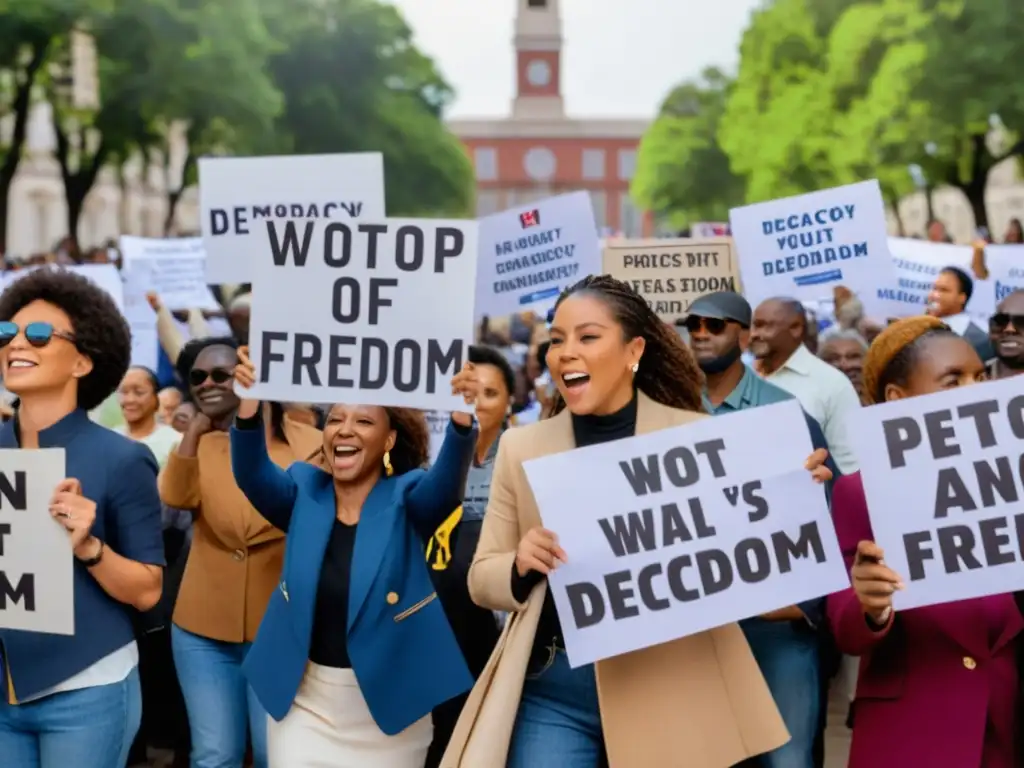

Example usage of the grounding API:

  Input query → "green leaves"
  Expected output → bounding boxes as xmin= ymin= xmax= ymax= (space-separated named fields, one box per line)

xmin=641 ymin=0 xmax=1024 ymax=231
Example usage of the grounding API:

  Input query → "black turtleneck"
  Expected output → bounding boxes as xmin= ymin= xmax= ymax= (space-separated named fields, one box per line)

xmin=511 ymin=393 xmax=638 ymax=658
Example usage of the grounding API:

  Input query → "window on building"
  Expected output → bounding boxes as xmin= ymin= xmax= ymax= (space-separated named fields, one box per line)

xmin=590 ymin=191 xmax=607 ymax=231
xmin=474 ymin=147 xmax=498 ymax=181
xmin=617 ymin=149 xmax=637 ymax=181
xmin=528 ymin=0 xmax=547 ymax=7
xmin=581 ymin=149 xmax=606 ymax=181
xmin=619 ymin=194 xmax=641 ymax=238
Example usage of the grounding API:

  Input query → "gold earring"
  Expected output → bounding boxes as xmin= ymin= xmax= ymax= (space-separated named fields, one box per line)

xmin=383 ymin=450 xmax=393 ymax=477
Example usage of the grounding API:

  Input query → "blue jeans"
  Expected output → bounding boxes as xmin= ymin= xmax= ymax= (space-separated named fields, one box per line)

xmin=741 ymin=619 xmax=820 ymax=768
xmin=171 ymin=625 xmax=268 ymax=768
xmin=0 ymin=667 xmax=141 ymax=768
xmin=507 ymin=645 xmax=604 ymax=767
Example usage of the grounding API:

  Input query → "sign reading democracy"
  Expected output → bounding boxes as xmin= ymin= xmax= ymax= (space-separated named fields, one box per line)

xmin=0 ymin=449 xmax=73 ymax=635
xmin=199 ymin=153 xmax=386 ymax=284
xmin=602 ymin=238 xmax=740 ymax=323
xmin=851 ymin=377 xmax=1024 ymax=610
xmin=475 ymin=191 xmax=601 ymax=319
xmin=243 ymin=218 xmax=479 ymax=411
xmin=523 ymin=401 xmax=846 ymax=667
xmin=730 ymin=180 xmax=896 ymax=319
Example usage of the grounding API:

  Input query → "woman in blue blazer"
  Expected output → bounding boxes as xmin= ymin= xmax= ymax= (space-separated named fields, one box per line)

xmin=230 ymin=349 xmax=479 ymax=767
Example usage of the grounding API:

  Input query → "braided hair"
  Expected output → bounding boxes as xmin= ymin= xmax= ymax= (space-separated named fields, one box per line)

xmin=548 ymin=275 xmax=705 ymax=415
xmin=862 ymin=315 xmax=959 ymax=404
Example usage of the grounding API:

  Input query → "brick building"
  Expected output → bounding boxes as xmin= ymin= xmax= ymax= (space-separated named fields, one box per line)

xmin=447 ymin=0 xmax=654 ymax=236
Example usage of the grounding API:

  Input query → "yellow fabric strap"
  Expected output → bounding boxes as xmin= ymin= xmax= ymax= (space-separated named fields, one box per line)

xmin=426 ymin=506 xmax=463 ymax=571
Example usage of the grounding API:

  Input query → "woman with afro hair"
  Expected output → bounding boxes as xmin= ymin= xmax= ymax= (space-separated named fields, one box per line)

xmin=827 ymin=315 xmax=1023 ymax=768
xmin=0 ymin=268 xmax=165 ymax=767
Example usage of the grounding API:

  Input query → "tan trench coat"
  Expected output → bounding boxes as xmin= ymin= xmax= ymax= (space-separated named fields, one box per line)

xmin=441 ymin=392 xmax=789 ymax=767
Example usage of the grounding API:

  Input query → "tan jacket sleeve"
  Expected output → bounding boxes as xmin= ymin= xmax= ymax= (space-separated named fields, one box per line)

xmin=156 ymin=305 xmax=185 ymax=364
xmin=468 ymin=436 xmax=529 ymax=613
xmin=159 ymin=449 xmax=201 ymax=510
xmin=187 ymin=308 xmax=212 ymax=339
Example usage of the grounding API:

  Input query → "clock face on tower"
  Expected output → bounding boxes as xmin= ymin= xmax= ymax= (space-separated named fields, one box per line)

xmin=526 ymin=59 xmax=551 ymax=87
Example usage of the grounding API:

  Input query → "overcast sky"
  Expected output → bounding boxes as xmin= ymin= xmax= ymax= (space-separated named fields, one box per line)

xmin=386 ymin=0 xmax=761 ymax=118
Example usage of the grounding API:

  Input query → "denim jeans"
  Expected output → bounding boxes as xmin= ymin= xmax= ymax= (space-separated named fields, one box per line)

xmin=0 ymin=666 xmax=141 ymax=768
xmin=741 ymin=618 xmax=820 ymax=768
xmin=507 ymin=646 xmax=605 ymax=768
xmin=171 ymin=625 xmax=268 ymax=768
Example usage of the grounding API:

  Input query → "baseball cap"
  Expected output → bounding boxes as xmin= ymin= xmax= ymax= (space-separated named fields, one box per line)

xmin=680 ymin=291 xmax=752 ymax=329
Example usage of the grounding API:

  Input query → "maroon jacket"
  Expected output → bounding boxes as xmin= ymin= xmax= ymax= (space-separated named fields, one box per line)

xmin=827 ymin=473 xmax=1022 ymax=768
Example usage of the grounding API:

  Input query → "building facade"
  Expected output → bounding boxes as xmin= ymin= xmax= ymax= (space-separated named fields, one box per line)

xmin=448 ymin=0 xmax=654 ymax=236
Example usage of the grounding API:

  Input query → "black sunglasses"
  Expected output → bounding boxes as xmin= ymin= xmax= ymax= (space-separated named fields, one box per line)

xmin=0 ymin=321 xmax=76 ymax=348
xmin=990 ymin=313 xmax=1024 ymax=333
xmin=682 ymin=315 xmax=728 ymax=335
xmin=189 ymin=367 xmax=234 ymax=388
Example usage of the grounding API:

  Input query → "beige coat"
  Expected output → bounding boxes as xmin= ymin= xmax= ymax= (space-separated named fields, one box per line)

xmin=442 ymin=392 xmax=789 ymax=768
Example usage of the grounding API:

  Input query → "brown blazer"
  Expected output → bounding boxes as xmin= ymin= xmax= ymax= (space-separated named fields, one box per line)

xmin=442 ymin=392 xmax=789 ymax=768
xmin=159 ymin=416 xmax=322 ymax=643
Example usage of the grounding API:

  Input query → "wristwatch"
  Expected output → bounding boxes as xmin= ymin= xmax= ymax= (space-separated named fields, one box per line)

xmin=77 ymin=539 xmax=105 ymax=568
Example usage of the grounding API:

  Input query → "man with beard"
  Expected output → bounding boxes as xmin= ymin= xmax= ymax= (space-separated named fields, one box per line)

xmin=987 ymin=290 xmax=1024 ymax=379
xmin=683 ymin=290 xmax=838 ymax=768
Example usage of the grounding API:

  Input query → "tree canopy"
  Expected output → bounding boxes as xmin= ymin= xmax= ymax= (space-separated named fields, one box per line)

xmin=639 ymin=0 xmax=1024 ymax=232
xmin=0 ymin=0 xmax=473 ymax=253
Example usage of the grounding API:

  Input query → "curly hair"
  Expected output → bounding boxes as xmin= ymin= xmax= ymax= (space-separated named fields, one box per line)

xmin=862 ymin=315 xmax=956 ymax=404
xmin=0 ymin=268 xmax=130 ymax=411
xmin=549 ymin=274 xmax=706 ymax=415
xmin=309 ymin=406 xmax=430 ymax=474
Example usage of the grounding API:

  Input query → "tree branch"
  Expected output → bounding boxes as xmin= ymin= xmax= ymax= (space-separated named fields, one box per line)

xmin=0 ymin=40 xmax=50 ymax=185
xmin=994 ymin=139 xmax=1024 ymax=166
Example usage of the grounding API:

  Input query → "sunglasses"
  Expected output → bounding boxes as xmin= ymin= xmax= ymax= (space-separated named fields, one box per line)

xmin=189 ymin=367 xmax=234 ymax=388
xmin=0 ymin=321 xmax=76 ymax=348
xmin=990 ymin=313 xmax=1024 ymax=333
xmin=682 ymin=315 xmax=728 ymax=335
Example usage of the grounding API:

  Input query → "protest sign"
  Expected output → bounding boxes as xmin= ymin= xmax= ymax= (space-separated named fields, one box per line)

xmin=475 ymin=191 xmax=601 ymax=320
xmin=730 ymin=180 xmax=896 ymax=319
xmin=243 ymin=218 xmax=479 ymax=411
xmin=199 ymin=153 xmax=386 ymax=285
xmin=120 ymin=236 xmax=220 ymax=312
xmin=884 ymin=238 xmax=993 ymax=324
xmin=425 ymin=410 xmax=449 ymax=465
xmin=0 ymin=449 xmax=72 ymax=635
xmin=523 ymin=400 xmax=846 ymax=667
xmin=602 ymin=238 xmax=740 ymax=323
xmin=850 ymin=377 xmax=1024 ymax=610
xmin=978 ymin=244 xmax=1024 ymax=309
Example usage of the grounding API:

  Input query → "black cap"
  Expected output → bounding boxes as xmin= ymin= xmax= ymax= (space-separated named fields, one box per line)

xmin=682 ymin=291 xmax=752 ymax=328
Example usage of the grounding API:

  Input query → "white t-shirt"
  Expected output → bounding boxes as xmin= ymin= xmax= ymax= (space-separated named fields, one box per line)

xmin=115 ymin=423 xmax=180 ymax=467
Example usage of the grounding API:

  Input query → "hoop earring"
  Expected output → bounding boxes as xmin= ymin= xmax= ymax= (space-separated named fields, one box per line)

xmin=630 ymin=363 xmax=639 ymax=374
xmin=383 ymin=450 xmax=394 ymax=477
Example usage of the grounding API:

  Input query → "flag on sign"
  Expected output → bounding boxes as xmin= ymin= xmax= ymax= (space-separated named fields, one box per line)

xmin=519 ymin=209 xmax=541 ymax=228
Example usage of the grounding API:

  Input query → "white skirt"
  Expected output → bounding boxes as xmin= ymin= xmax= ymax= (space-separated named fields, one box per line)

xmin=268 ymin=663 xmax=433 ymax=768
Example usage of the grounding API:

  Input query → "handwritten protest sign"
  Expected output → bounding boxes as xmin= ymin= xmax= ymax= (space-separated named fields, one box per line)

xmin=243 ymin=218 xmax=478 ymax=411
xmin=199 ymin=153 xmax=386 ymax=284
xmin=602 ymin=238 xmax=740 ymax=322
xmin=850 ymin=377 xmax=1024 ymax=610
xmin=523 ymin=401 xmax=845 ymax=667
xmin=475 ymin=191 xmax=600 ymax=320
xmin=0 ymin=450 xmax=72 ymax=635
xmin=730 ymin=180 xmax=896 ymax=319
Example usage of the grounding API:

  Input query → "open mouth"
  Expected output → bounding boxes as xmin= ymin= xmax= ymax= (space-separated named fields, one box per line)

xmin=332 ymin=445 xmax=362 ymax=470
xmin=198 ymin=391 xmax=226 ymax=404
xmin=562 ymin=372 xmax=590 ymax=391
xmin=6 ymin=359 xmax=37 ymax=373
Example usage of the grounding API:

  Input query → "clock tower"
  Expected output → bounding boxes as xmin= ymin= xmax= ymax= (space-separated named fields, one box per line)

xmin=512 ymin=0 xmax=564 ymax=120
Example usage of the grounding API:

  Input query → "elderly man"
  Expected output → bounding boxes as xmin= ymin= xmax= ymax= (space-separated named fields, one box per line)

xmin=818 ymin=331 xmax=868 ymax=404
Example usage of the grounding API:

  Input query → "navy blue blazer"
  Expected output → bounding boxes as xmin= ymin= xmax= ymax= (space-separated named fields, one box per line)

xmin=232 ymin=418 xmax=477 ymax=735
